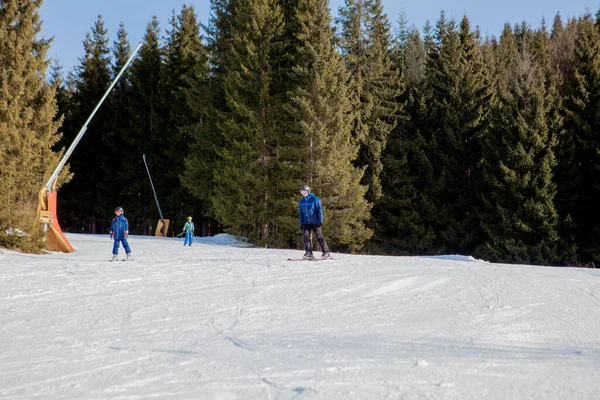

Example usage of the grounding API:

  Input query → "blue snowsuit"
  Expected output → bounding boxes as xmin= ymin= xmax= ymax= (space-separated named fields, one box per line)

xmin=183 ymin=221 xmax=195 ymax=246
xmin=110 ymin=214 xmax=131 ymax=255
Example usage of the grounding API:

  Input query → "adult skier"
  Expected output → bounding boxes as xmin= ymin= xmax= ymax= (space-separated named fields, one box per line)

xmin=298 ymin=185 xmax=331 ymax=259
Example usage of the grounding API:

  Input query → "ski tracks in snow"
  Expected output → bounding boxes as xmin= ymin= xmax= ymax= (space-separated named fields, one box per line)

xmin=3 ymin=235 xmax=600 ymax=398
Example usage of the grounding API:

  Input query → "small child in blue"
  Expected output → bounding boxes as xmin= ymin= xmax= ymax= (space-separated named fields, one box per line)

xmin=110 ymin=206 xmax=132 ymax=261
xmin=182 ymin=216 xmax=195 ymax=246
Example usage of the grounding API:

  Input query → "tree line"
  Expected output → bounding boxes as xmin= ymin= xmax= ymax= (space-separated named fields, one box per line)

xmin=2 ymin=0 xmax=600 ymax=266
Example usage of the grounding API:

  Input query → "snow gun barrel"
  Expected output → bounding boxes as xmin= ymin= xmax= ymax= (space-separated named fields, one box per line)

xmin=45 ymin=42 xmax=143 ymax=191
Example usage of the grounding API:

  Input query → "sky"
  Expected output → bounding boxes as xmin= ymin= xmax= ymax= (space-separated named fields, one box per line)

xmin=2 ymin=233 xmax=600 ymax=398
xmin=39 ymin=0 xmax=597 ymax=74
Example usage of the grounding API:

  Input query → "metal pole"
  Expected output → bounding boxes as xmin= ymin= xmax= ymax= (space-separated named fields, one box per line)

xmin=143 ymin=154 xmax=165 ymax=226
xmin=45 ymin=42 xmax=143 ymax=190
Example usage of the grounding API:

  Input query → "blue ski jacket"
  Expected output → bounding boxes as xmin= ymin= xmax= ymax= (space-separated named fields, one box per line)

xmin=298 ymin=193 xmax=324 ymax=226
xmin=111 ymin=214 xmax=129 ymax=240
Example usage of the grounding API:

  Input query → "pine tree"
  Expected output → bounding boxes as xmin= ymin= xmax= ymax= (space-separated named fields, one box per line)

xmin=337 ymin=0 xmax=401 ymax=203
xmin=374 ymin=26 xmax=434 ymax=254
xmin=182 ymin=0 xmax=226 ymax=236
xmin=57 ymin=15 xmax=112 ymax=233
xmin=477 ymin=26 xmax=560 ymax=264
xmin=285 ymin=0 xmax=372 ymax=251
xmin=424 ymin=15 xmax=494 ymax=253
xmin=125 ymin=17 xmax=164 ymax=235
xmin=208 ymin=0 xmax=287 ymax=245
xmin=48 ymin=61 xmax=73 ymax=124
xmin=49 ymin=61 xmax=75 ymax=167
xmin=550 ymin=14 xmax=578 ymax=95
xmin=158 ymin=5 xmax=208 ymax=230
xmin=423 ymin=20 xmax=435 ymax=55
xmin=534 ymin=22 xmax=568 ymax=262
xmin=374 ymin=14 xmax=495 ymax=256
xmin=401 ymin=27 xmax=427 ymax=87
xmin=100 ymin=23 xmax=132 ymax=225
xmin=558 ymin=15 xmax=600 ymax=264
xmin=0 ymin=0 xmax=65 ymax=243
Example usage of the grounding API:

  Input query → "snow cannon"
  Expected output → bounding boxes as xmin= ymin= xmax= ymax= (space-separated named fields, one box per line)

xmin=37 ymin=42 xmax=143 ymax=252
xmin=37 ymin=185 xmax=74 ymax=252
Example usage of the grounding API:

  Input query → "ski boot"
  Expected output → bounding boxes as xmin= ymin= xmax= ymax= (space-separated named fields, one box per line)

xmin=322 ymin=252 xmax=331 ymax=259
xmin=303 ymin=251 xmax=315 ymax=260
xmin=126 ymin=253 xmax=133 ymax=261
xmin=111 ymin=254 xmax=118 ymax=262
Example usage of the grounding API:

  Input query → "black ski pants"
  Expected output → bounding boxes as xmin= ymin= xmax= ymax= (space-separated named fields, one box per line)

xmin=302 ymin=224 xmax=329 ymax=254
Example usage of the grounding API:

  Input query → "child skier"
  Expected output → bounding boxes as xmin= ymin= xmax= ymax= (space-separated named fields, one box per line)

xmin=182 ymin=216 xmax=195 ymax=246
xmin=110 ymin=206 xmax=132 ymax=261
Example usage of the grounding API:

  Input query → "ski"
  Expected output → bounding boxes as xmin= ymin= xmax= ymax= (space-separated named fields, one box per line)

xmin=287 ymin=258 xmax=335 ymax=262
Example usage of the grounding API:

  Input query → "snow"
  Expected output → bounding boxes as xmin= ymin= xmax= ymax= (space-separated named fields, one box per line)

xmin=1 ymin=233 xmax=600 ymax=399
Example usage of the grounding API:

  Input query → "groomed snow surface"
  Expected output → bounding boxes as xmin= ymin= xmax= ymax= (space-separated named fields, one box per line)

xmin=1 ymin=233 xmax=600 ymax=399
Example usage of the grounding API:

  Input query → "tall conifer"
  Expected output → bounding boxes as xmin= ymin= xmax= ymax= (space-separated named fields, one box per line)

xmin=477 ymin=26 xmax=560 ymax=264
xmin=182 ymin=0 xmax=229 ymax=236
xmin=374 ymin=27 xmax=433 ymax=254
xmin=0 ymin=0 xmax=64 ymax=237
xmin=424 ymin=15 xmax=493 ymax=253
xmin=47 ymin=15 xmax=112 ymax=233
xmin=100 ymin=23 xmax=132 ymax=222
xmin=159 ymin=5 xmax=208 ymax=229
xmin=337 ymin=0 xmax=401 ymax=203
xmin=558 ymin=15 xmax=600 ymax=263
xmin=125 ymin=18 xmax=164 ymax=234
xmin=208 ymin=0 xmax=286 ymax=245
xmin=286 ymin=0 xmax=372 ymax=250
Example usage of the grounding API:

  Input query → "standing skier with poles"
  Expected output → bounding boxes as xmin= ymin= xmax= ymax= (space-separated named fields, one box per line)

xmin=182 ymin=216 xmax=195 ymax=247
xmin=110 ymin=206 xmax=132 ymax=261
xmin=298 ymin=185 xmax=331 ymax=259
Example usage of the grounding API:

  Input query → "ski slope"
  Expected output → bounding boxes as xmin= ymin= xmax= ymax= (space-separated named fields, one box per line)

xmin=1 ymin=233 xmax=600 ymax=399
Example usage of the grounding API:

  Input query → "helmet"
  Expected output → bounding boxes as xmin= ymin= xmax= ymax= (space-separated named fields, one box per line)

xmin=115 ymin=206 xmax=124 ymax=213
xmin=187 ymin=216 xmax=192 ymax=221
xmin=300 ymin=185 xmax=311 ymax=193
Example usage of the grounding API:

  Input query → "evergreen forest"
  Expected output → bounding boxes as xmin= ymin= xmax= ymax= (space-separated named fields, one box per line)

xmin=3 ymin=0 xmax=600 ymax=266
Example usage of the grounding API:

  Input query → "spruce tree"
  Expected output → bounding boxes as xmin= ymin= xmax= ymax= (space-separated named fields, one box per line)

xmin=49 ymin=61 xmax=75 ymax=165
xmin=424 ymin=15 xmax=494 ymax=253
xmin=534 ymin=22 xmax=568 ymax=261
xmin=285 ymin=0 xmax=372 ymax=251
xmin=57 ymin=15 xmax=112 ymax=233
xmin=376 ymin=15 xmax=495 ymax=256
xmin=125 ymin=18 xmax=164 ymax=235
xmin=400 ymin=27 xmax=427 ymax=87
xmin=208 ymin=0 xmax=287 ymax=245
xmin=159 ymin=5 xmax=208 ymax=231
xmin=0 ymin=0 xmax=65 ymax=242
xmin=558 ymin=15 xmax=600 ymax=264
xmin=477 ymin=26 xmax=560 ymax=265
xmin=100 ymin=23 xmax=132 ymax=225
xmin=337 ymin=0 xmax=401 ymax=203
xmin=48 ymin=61 xmax=72 ymax=124
xmin=551 ymin=15 xmax=577 ymax=94
xmin=374 ymin=27 xmax=434 ymax=254
xmin=182 ymin=0 xmax=235 ymax=237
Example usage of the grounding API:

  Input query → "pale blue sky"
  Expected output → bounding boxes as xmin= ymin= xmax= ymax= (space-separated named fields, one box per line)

xmin=40 ymin=0 xmax=597 ymax=74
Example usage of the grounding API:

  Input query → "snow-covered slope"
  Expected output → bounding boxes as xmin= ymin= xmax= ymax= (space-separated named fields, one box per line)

xmin=1 ymin=233 xmax=600 ymax=399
